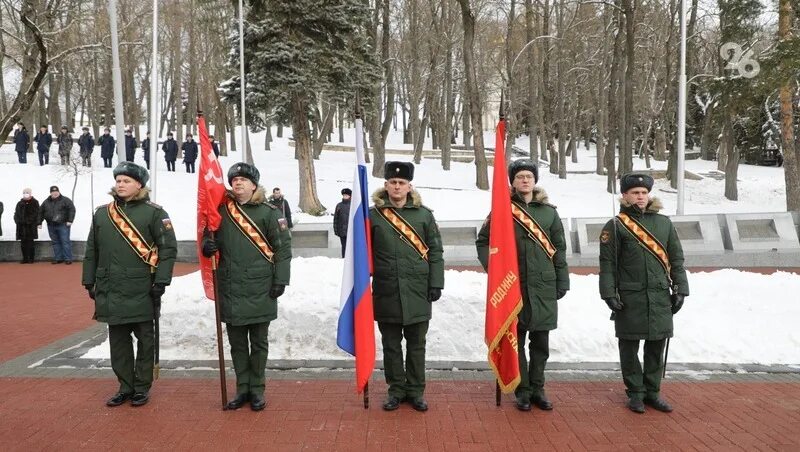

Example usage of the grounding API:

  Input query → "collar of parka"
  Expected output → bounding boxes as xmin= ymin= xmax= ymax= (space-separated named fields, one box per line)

xmin=109 ymin=186 xmax=150 ymax=203
xmin=511 ymin=186 xmax=551 ymax=206
xmin=619 ymin=196 xmax=663 ymax=216
xmin=226 ymin=186 xmax=267 ymax=205
xmin=371 ymin=187 xmax=422 ymax=208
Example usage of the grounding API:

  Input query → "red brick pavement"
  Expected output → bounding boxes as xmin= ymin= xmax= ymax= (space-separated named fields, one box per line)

xmin=0 ymin=378 xmax=798 ymax=451
xmin=0 ymin=262 xmax=198 ymax=362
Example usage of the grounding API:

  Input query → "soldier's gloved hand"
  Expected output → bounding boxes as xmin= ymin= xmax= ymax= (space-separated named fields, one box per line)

xmin=557 ymin=289 xmax=567 ymax=300
xmin=84 ymin=284 xmax=96 ymax=300
xmin=269 ymin=284 xmax=285 ymax=299
xmin=671 ymin=294 xmax=685 ymax=314
xmin=428 ymin=288 xmax=442 ymax=302
xmin=150 ymin=283 xmax=166 ymax=301
xmin=604 ymin=297 xmax=624 ymax=312
xmin=202 ymin=239 xmax=219 ymax=257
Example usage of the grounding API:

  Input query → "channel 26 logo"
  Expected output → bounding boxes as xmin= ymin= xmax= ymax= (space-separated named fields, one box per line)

xmin=720 ymin=43 xmax=760 ymax=79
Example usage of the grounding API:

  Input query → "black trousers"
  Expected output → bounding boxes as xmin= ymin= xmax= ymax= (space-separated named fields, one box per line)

xmin=166 ymin=160 xmax=175 ymax=171
xmin=339 ymin=236 xmax=347 ymax=258
xmin=20 ymin=239 xmax=35 ymax=262
xmin=103 ymin=156 xmax=113 ymax=167
xmin=185 ymin=161 xmax=195 ymax=173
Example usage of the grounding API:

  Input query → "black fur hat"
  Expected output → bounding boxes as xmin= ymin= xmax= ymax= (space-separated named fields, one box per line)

xmin=508 ymin=159 xmax=539 ymax=183
xmin=227 ymin=162 xmax=260 ymax=186
xmin=384 ymin=161 xmax=414 ymax=181
xmin=620 ymin=173 xmax=654 ymax=193
xmin=113 ymin=161 xmax=149 ymax=187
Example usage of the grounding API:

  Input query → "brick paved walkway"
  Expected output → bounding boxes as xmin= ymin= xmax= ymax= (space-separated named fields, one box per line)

xmin=0 ymin=378 xmax=798 ymax=450
xmin=1 ymin=263 xmax=799 ymax=451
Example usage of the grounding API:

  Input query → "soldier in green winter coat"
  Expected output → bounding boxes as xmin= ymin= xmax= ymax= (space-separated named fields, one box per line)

xmin=82 ymin=162 xmax=177 ymax=407
xmin=476 ymin=159 xmax=570 ymax=411
xmin=370 ymin=161 xmax=444 ymax=412
xmin=599 ymin=173 xmax=689 ymax=414
xmin=201 ymin=163 xmax=292 ymax=411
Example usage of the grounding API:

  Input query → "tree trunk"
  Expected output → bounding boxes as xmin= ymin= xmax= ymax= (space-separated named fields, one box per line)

xmin=292 ymin=93 xmax=325 ymax=214
xmin=538 ymin=0 xmax=551 ymax=163
xmin=461 ymin=88 xmax=471 ymax=147
xmin=458 ymin=0 xmax=489 ymax=189
xmin=620 ymin=0 xmax=636 ymax=176
xmin=505 ymin=0 xmax=517 ymax=147
xmin=605 ymin=4 xmax=624 ymax=193
xmin=525 ymin=0 xmax=539 ymax=163
xmin=722 ymin=112 xmax=738 ymax=200
xmin=700 ymin=102 xmax=716 ymax=161
xmin=778 ymin=0 xmax=799 ymax=210
xmin=441 ymin=0 xmax=454 ymax=171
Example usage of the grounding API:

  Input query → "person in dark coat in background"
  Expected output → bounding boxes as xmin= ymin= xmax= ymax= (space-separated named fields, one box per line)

xmin=34 ymin=125 xmax=52 ymax=166
xmin=39 ymin=185 xmax=77 ymax=264
xmin=267 ymin=188 xmax=293 ymax=229
xmin=124 ymin=130 xmax=138 ymax=162
xmin=13 ymin=123 xmax=30 ymax=164
xmin=181 ymin=133 xmax=198 ymax=173
xmin=210 ymin=135 xmax=220 ymax=158
xmin=99 ymin=128 xmax=116 ymax=168
xmin=0 ymin=201 xmax=4 ymax=236
xmin=162 ymin=132 xmax=178 ymax=172
xmin=333 ymin=188 xmax=352 ymax=258
xmin=57 ymin=126 xmax=73 ymax=165
xmin=78 ymin=127 xmax=95 ymax=167
xmin=141 ymin=132 xmax=151 ymax=170
xmin=14 ymin=188 xmax=40 ymax=263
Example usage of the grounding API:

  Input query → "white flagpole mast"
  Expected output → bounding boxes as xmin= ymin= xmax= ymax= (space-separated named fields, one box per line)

xmin=676 ymin=0 xmax=687 ymax=214
xmin=109 ymin=0 xmax=126 ymax=163
xmin=149 ymin=0 xmax=159 ymax=201
xmin=238 ymin=0 xmax=250 ymax=163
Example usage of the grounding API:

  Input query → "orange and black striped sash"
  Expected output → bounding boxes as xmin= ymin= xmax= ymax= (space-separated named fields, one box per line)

xmin=225 ymin=199 xmax=274 ymax=262
xmin=107 ymin=202 xmax=159 ymax=268
xmin=510 ymin=202 xmax=556 ymax=260
xmin=377 ymin=207 xmax=429 ymax=261
xmin=616 ymin=212 xmax=671 ymax=281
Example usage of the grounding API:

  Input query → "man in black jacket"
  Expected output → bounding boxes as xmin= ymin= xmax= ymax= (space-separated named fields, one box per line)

xmin=99 ymin=128 xmax=116 ymax=168
xmin=162 ymin=132 xmax=178 ymax=172
xmin=182 ymin=133 xmax=198 ymax=173
xmin=268 ymin=188 xmax=293 ymax=229
xmin=78 ymin=127 xmax=94 ymax=167
xmin=333 ymin=188 xmax=351 ymax=257
xmin=34 ymin=126 xmax=52 ymax=166
xmin=14 ymin=123 xmax=30 ymax=164
xmin=39 ymin=185 xmax=77 ymax=264
xmin=125 ymin=130 xmax=138 ymax=162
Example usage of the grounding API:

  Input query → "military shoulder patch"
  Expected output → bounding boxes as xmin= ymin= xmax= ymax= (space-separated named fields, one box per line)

xmin=277 ymin=218 xmax=288 ymax=231
xmin=162 ymin=218 xmax=173 ymax=230
xmin=600 ymin=230 xmax=610 ymax=243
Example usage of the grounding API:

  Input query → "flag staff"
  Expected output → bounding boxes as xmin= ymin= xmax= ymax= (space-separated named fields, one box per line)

xmin=354 ymin=93 xmax=369 ymax=410
xmin=496 ymin=95 xmax=505 ymax=407
xmin=149 ymin=0 xmax=159 ymax=201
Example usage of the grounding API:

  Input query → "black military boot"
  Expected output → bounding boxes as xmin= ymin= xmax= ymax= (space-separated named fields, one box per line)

xmin=409 ymin=397 xmax=428 ymax=412
xmin=130 ymin=392 xmax=150 ymax=406
xmin=644 ymin=397 xmax=673 ymax=413
xmin=382 ymin=396 xmax=401 ymax=411
xmin=531 ymin=394 xmax=553 ymax=411
xmin=627 ymin=398 xmax=645 ymax=414
xmin=106 ymin=392 xmax=132 ymax=407
xmin=250 ymin=394 xmax=266 ymax=411
xmin=514 ymin=396 xmax=531 ymax=411
xmin=225 ymin=393 xmax=249 ymax=410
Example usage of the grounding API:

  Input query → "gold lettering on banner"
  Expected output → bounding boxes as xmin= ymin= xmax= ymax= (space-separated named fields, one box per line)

xmin=504 ymin=328 xmax=519 ymax=352
xmin=490 ymin=271 xmax=518 ymax=308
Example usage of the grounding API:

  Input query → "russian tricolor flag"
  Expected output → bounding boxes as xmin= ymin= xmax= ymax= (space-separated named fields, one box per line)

xmin=337 ymin=117 xmax=375 ymax=393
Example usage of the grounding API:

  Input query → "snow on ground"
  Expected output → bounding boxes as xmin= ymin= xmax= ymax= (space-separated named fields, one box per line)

xmin=0 ymin=126 xmax=789 ymax=241
xmin=82 ymin=257 xmax=800 ymax=365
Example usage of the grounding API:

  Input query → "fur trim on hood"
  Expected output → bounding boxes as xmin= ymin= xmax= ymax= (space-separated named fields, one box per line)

xmin=513 ymin=186 xmax=550 ymax=205
xmin=371 ymin=187 xmax=422 ymax=207
xmin=620 ymin=196 xmax=663 ymax=213
xmin=226 ymin=186 xmax=267 ymax=205
xmin=109 ymin=186 xmax=150 ymax=201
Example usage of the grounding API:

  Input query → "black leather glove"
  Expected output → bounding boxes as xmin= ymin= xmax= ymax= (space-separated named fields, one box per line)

xmin=150 ymin=283 xmax=166 ymax=300
xmin=671 ymin=294 xmax=685 ymax=314
xmin=604 ymin=297 xmax=624 ymax=312
xmin=202 ymin=239 xmax=219 ymax=257
xmin=85 ymin=284 xmax=95 ymax=300
xmin=269 ymin=284 xmax=285 ymax=299
xmin=557 ymin=289 xmax=567 ymax=300
xmin=428 ymin=288 xmax=442 ymax=302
